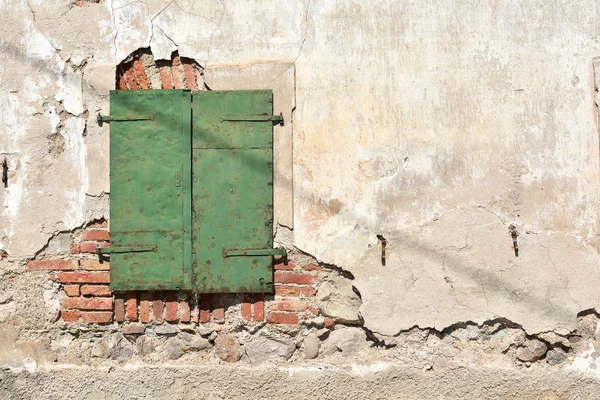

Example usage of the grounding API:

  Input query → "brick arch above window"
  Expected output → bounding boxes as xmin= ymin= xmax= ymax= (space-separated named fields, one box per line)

xmin=116 ymin=49 xmax=205 ymax=91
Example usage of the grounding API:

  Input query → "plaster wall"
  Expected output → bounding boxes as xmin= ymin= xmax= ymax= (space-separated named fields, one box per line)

xmin=2 ymin=0 xmax=600 ymax=376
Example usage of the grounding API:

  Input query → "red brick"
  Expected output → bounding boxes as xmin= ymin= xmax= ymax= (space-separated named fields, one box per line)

xmin=274 ymin=271 xmax=317 ymax=285
xmin=63 ymin=297 xmax=113 ymax=310
xmin=179 ymin=296 xmax=190 ymax=323
xmin=182 ymin=60 xmax=197 ymax=91
xmin=57 ymin=272 xmax=109 ymax=284
xmin=303 ymin=264 xmax=323 ymax=271
xmin=165 ymin=291 xmax=178 ymax=322
xmin=267 ymin=312 xmax=298 ymax=325
xmin=27 ymin=260 xmax=77 ymax=271
xmin=117 ymin=68 xmax=128 ymax=90
xmin=126 ymin=291 xmax=138 ymax=322
xmin=114 ymin=296 xmax=125 ymax=322
xmin=81 ymin=312 xmax=112 ymax=323
xmin=132 ymin=57 xmax=150 ymax=89
xmin=270 ymin=300 xmax=307 ymax=312
xmin=80 ymin=285 xmax=112 ymax=296
xmin=63 ymin=285 xmax=80 ymax=297
xmin=171 ymin=55 xmax=184 ymax=89
xmin=275 ymin=285 xmax=300 ymax=297
xmin=159 ymin=65 xmax=173 ymax=89
xmin=79 ymin=260 xmax=110 ymax=271
xmin=80 ymin=242 xmax=108 ymax=254
xmin=274 ymin=261 xmax=295 ymax=270
xmin=324 ymin=317 xmax=335 ymax=328
xmin=78 ymin=242 xmax=98 ymax=253
xmin=212 ymin=294 xmax=224 ymax=322
xmin=307 ymin=306 xmax=319 ymax=316
xmin=152 ymin=292 xmax=163 ymax=323
xmin=139 ymin=292 xmax=151 ymax=323
xmin=253 ymin=294 xmax=264 ymax=322
xmin=81 ymin=230 xmax=110 ymax=241
xmin=241 ymin=294 xmax=252 ymax=321
xmin=71 ymin=242 xmax=107 ymax=254
xmin=301 ymin=286 xmax=317 ymax=297
xmin=199 ymin=294 xmax=210 ymax=323
xmin=123 ymin=62 xmax=140 ymax=90
xmin=61 ymin=310 xmax=81 ymax=322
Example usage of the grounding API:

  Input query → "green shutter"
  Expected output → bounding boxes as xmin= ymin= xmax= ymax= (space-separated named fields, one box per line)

xmin=192 ymin=91 xmax=276 ymax=293
xmin=102 ymin=89 xmax=282 ymax=293
xmin=107 ymin=90 xmax=192 ymax=291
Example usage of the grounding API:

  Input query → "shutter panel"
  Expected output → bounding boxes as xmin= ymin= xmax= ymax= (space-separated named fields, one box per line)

xmin=107 ymin=90 xmax=192 ymax=291
xmin=191 ymin=91 xmax=277 ymax=293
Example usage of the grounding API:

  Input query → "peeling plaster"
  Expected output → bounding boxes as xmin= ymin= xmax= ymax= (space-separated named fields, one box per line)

xmin=3 ymin=0 xmax=600 ymax=354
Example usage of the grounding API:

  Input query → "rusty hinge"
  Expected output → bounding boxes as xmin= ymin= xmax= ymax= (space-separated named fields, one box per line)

xmin=220 ymin=113 xmax=283 ymax=124
xmin=97 ymin=114 xmax=154 ymax=126
xmin=222 ymin=248 xmax=287 ymax=257
xmin=96 ymin=245 xmax=157 ymax=254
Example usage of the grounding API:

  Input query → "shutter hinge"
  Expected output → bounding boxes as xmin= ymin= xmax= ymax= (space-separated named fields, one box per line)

xmin=97 ymin=114 xmax=154 ymax=126
xmin=220 ymin=113 xmax=284 ymax=125
xmin=96 ymin=245 xmax=157 ymax=254
xmin=222 ymin=248 xmax=287 ymax=257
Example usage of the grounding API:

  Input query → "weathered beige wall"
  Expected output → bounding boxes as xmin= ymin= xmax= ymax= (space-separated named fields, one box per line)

xmin=3 ymin=0 xmax=600 ymax=352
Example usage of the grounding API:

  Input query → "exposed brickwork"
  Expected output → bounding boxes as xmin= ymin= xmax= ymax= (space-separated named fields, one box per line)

xmin=274 ymin=261 xmax=295 ymax=270
xmin=63 ymin=285 xmax=80 ymax=297
xmin=267 ymin=312 xmax=299 ymax=325
xmin=158 ymin=64 xmax=173 ymax=90
xmin=254 ymin=294 xmax=265 ymax=322
xmin=57 ymin=272 xmax=110 ymax=284
xmin=171 ymin=54 xmax=184 ymax=89
xmin=199 ymin=294 xmax=210 ymax=323
xmin=114 ymin=295 xmax=125 ymax=322
xmin=179 ymin=295 xmax=191 ymax=323
xmin=80 ymin=260 xmax=110 ymax=271
xmin=63 ymin=297 xmax=113 ymax=310
xmin=70 ymin=242 xmax=108 ymax=254
xmin=241 ymin=294 xmax=252 ymax=321
xmin=132 ymin=57 xmax=150 ymax=90
xmin=165 ymin=291 xmax=178 ymax=322
xmin=270 ymin=299 xmax=308 ymax=312
xmin=80 ymin=285 xmax=112 ymax=296
xmin=27 ymin=260 xmax=77 ymax=270
xmin=80 ymin=230 xmax=110 ymax=242
xmin=61 ymin=311 xmax=81 ymax=322
xmin=303 ymin=264 xmax=323 ymax=271
xmin=82 ymin=312 xmax=113 ymax=323
xmin=212 ymin=294 xmax=225 ymax=322
xmin=126 ymin=291 xmax=138 ymax=322
xmin=152 ymin=292 xmax=164 ymax=324
xmin=274 ymin=271 xmax=318 ymax=285
xmin=27 ymin=49 xmax=329 ymax=334
xmin=139 ymin=292 xmax=151 ymax=323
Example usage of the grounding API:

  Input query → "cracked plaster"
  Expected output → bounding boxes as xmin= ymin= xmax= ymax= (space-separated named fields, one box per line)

xmin=3 ymin=0 xmax=600 ymax=342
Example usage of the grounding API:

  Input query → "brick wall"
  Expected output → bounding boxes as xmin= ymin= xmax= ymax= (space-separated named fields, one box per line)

xmin=26 ymin=49 xmax=330 ymax=333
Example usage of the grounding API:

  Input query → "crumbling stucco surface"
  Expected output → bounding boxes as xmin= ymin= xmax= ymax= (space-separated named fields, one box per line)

xmin=4 ymin=0 xmax=600 ymax=391
xmin=291 ymin=0 xmax=600 ymax=337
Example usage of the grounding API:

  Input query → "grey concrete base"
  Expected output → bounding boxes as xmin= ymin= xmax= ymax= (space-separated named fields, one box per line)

xmin=1 ymin=363 xmax=599 ymax=400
